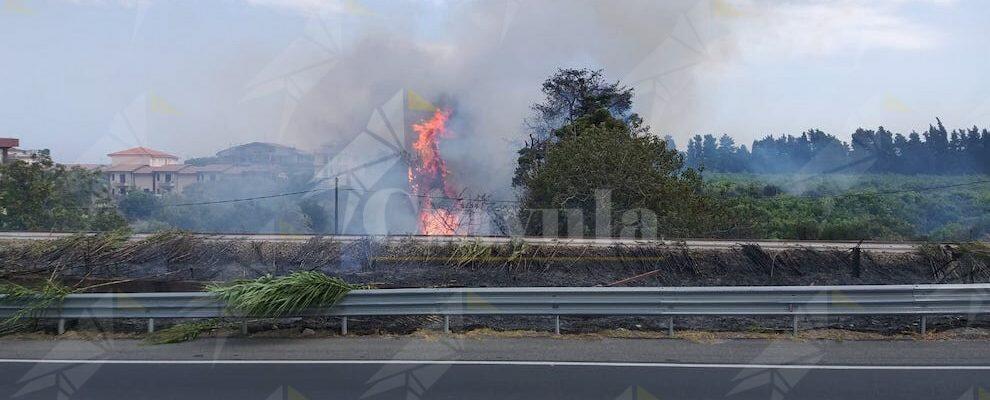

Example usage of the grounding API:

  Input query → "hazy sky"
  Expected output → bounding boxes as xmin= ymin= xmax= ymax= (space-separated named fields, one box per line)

xmin=2 ymin=0 xmax=988 ymax=170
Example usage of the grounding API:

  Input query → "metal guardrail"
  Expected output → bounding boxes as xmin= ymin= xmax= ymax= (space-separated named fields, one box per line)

xmin=3 ymin=284 xmax=990 ymax=335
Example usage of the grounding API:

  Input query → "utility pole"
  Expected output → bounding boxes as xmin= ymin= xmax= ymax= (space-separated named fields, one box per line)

xmin=333 ymin=177 xmax=339 ymax=235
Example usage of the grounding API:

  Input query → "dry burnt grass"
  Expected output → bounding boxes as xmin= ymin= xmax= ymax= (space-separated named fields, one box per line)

xmin=3 ymin=232 xmax=990 ymax=336
xmin=2 ymin=232 xmax=989 ymax=289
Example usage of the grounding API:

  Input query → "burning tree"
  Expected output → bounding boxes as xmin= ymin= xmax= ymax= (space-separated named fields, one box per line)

xmin=408 ymin=109 xmax=462 ymax=235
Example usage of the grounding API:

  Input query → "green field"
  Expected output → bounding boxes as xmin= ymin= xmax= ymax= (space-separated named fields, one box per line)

xmin=703 ymin=174 xmax=990 ymax=241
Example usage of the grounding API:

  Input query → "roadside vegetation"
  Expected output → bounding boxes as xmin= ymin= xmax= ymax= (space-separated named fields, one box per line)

xmin=3 ymin=233 xmax=990 ymax=341
xmin=703 ymin=173 xmax=990 ymax=241
xmin=0 ymin=156 xmax=125 ymax=231
xmin=144 ymin=319 xmax=224 ymax=345
xmin=207 ymin=271 xmax=359 ymax=318
xmin=0 ymin=277 xmax=71 ymax=334
xmin=1 ymin=267 xmax=361 ymax=343
xmin=142 ymin=271 xmax=361 ymax=344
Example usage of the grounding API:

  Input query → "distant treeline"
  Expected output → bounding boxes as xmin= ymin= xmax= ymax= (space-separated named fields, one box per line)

xmin=682 ymin=119 xmax=990 ymax=174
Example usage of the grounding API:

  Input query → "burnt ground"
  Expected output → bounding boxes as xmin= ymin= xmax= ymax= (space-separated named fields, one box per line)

xmin=2 ymin=233 xmax=989 ymax=336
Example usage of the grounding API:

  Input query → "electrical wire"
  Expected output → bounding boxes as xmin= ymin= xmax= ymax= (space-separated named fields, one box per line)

xmin=160 ymin=186 xmax=521 ymax=208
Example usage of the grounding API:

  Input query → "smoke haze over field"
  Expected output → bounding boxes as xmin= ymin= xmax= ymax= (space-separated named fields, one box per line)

xmin=282 ymin=0 xmax=707 ymax=196
xmin=3 ymin=0 xmax=985 ymax=195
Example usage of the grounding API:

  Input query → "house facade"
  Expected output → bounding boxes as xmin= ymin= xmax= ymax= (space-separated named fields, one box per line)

xmin=103 ymin=147 xmax=189 ymax=196
xmin=215 ymin=142 xmax=313 ymax=167
xmin=105 ymin=165 xmax=206 ymax=196
xmin=104 ymin=163 xmax=144 ymax=196
xmin=102 ymin=143 xmax=309 ymax=197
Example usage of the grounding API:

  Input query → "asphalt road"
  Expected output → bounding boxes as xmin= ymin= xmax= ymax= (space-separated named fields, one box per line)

xmin=2 ymin=337 xmax=989 ymax=399
xmin=2 ymin=361 xmax=987 ymax=399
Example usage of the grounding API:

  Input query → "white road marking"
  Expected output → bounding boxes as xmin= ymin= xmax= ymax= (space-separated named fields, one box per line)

xmin=0 ymin=359 xmax=987 ymax=370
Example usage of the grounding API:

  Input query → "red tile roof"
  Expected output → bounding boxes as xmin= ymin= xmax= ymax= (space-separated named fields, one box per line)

xmin=107 ymin=146 xmax=178 ymax=159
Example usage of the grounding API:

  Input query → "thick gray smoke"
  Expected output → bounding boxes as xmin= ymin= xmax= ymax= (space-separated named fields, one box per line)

xmin=269 ymin=0 xmax=716 ymax=197
xmin=121 ymin=0 xmax=729 ymax=234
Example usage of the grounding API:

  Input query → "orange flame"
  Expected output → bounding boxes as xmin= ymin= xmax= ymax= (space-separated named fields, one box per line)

xmin=409 ymin=108 xmax=460 ymax=235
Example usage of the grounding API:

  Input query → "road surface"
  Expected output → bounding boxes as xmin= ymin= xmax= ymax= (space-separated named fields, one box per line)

xmin=1 ymin=337 xmax=987 ymax=399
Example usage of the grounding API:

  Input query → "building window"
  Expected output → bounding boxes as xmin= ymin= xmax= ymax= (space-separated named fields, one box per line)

xmin=165 ymin=173 xmax=172 ymax=182
xmin=120 ymin=174 xmax=126 ymax=183
xmin=119 ymin=187 xmax=126 ymax=195
xmin=109 ymin=173 xmax=115 ymax=181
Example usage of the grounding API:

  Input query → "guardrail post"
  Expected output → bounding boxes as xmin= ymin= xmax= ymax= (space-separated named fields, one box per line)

xmin=443 ymin=315 xmax=450 ymax=334
xmin=920 ymin=316 xmax=927 ymax=335
xmin=792 ymin=315 xmax=798 ymax=336
xmin=554 ymin=315 xmax=560 ymax=335
xmin=57 ymin=318 xmax=65 ymax=335
xmin=668 ymin=317 xmax=674 ymax=337
xmin=240 ymin=320 xmax=248 ymax=335
xmin=341 ymin=317 xmax=348 ymax=336
xmin=147 ymin=318 xmax=155 ymax=333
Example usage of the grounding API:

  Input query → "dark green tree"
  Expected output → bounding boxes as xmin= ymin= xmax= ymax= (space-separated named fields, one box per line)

xmin=0 ymin=157 xmax=125 ymax=231
xmin=118 ymin=190 xmax=161 ymax=220
xmin=515 ymin=108 xmax=707 ymax=237
xmin=514 ymin=68 xmax=640 ymax=188
xmin=298 ymin=198 xmax=330 ymax=233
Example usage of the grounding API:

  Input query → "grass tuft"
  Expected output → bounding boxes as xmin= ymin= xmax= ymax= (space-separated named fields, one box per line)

xmin=144 ymin=319 xmax=222 ymax=345
xmin=447 ymin=240 xmax=493 ymax=268
xmin=955 ymin=242 xmax=990 ymax=261
xmin=0 ymin=279 xmax=72 ymax=334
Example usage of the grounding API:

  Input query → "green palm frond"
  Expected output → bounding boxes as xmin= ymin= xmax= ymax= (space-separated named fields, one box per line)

xmin=0 ymin=279 xmax=71 ymax=334
xmin=206 ymin=271 xmax=358 ymax=318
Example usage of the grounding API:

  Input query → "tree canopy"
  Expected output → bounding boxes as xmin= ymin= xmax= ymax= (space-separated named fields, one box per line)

xmin=517 ymin=109 xmax=706 ymax=236
xmin=685 ymin=119 xmax=990 ymax=175
xmin=0 ymin=157 xmax=125 ymax=231
xmin=513 ymin=68 xmax=706 ymax=237
xmin=514 ymin=68 xmax=643 ymax=188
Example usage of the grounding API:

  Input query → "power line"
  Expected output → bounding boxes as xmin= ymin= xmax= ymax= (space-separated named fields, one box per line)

xmin=159 ymin=186 xmax=521 ymax=208
xmin=162 ymin=189 xmax=327 ymax=207
xmin=36 ymin=176 xmax=990 ymax=212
